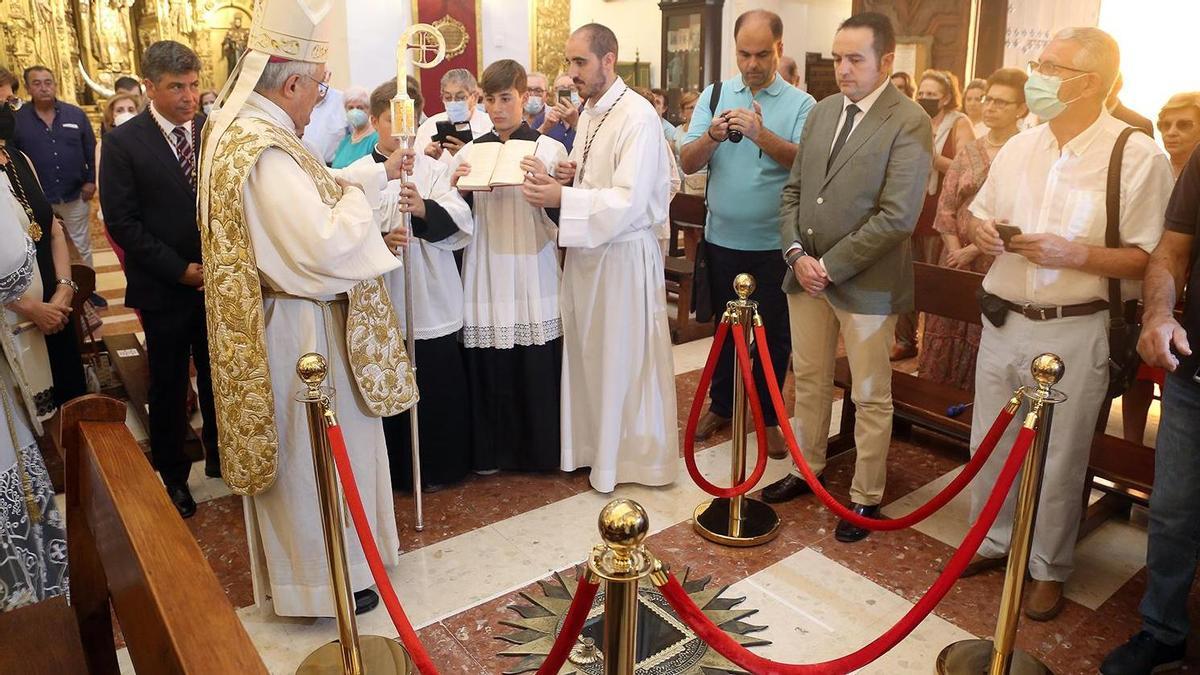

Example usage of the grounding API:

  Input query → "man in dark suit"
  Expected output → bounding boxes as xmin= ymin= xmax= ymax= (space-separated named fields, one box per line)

xmin=101 ymin=40 xmax=214 ymax=518
xmin=762 ymin=12 xmax=932 ymax=544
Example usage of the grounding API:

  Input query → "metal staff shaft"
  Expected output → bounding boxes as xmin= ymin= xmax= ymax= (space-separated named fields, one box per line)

xmin=399 ymin=134 xmax=424 ymax=533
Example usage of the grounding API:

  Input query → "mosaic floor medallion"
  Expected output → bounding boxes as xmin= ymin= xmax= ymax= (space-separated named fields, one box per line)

xmin=497 ymin=569 xmax=770 ymax=674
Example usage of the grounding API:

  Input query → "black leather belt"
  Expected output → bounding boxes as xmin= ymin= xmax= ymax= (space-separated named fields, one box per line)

xmin=1000 ymin=299 xmax=1110 ymax=321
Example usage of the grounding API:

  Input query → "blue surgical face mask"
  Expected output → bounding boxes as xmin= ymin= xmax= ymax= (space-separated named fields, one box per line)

xmin=346 ymin=108 xmax=369 ymax=129
xmin=524 ymin=96 xmax=544 ymax=115
xmin=1024 ymin=70 xmax=1085 ymax=121
xmin=445 ymin=100 xmax=470 ymax=123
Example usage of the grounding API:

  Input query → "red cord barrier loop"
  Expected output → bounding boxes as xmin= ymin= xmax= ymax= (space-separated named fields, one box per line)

xmin=658 ymin=423 xmax=1039 ymax=674
xmin=326 ymin=424 xmax=440 ymax=675
xmin=682 ymin=320 xmax=771 ymax=498
xmin=535 ymin=577 xmax=602 ymax=675
xmin=752 ymin=323 xmax=1017 ymax=531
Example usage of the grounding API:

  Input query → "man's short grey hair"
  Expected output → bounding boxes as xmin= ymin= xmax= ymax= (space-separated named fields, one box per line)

xmin=440 ymin=68 xmax=477 ymax=92
xmin=142 ymin=41 xmax=201 ymax=84
xmin=254 ymin=60 xmax=320 ymax=95
xmin=1054 ymin=27 xmax=1120 ymax=97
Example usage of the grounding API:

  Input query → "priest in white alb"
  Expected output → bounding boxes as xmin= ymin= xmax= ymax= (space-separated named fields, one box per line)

xmin=197 ymin=0 xmax=417 ymax=617
xmin=523 ymin=23 xmax=678 ymax=493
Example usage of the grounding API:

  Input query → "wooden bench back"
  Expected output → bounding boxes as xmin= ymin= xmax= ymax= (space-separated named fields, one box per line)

xmin=668 ymin=193 xmax=706 ymax=258
xmin=60 ymin=395 xmax=267 ymax=675
xmin=914 ymin=261 xmax=985 ymax=325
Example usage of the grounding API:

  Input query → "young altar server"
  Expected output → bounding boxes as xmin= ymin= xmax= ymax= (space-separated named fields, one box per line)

xmin=450 ymin=59 xmax=569 ymax=473
xmin=522 ymin=24 xmax=678 ymax=493
xmin=353 ymin=77 xmax=474 ymax=492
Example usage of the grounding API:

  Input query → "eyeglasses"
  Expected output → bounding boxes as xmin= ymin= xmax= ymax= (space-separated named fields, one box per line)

xmin=1026 ymin=60 xmax=1092 ymax=79
xmin=527 ymin=87 xmax=546 ymax=96
xmin=305 ymin=71 xmax=330 ymax=97
xmin=441 ymin=92 xmax=471 ymax=103
xmin=1158 ymin=118 xmax=1197 ymax=134
xmin=981 ymin=95 xmax=1019 ymax=107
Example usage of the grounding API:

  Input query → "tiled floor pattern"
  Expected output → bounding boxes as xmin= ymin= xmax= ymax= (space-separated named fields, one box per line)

xmin=84 ymin=226 xmax=1185 ymax=674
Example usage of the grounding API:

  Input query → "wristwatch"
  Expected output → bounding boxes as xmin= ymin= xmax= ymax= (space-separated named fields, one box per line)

xmin=56 ymin=278 xmax=78 ymax=293
xmin=784 ymin=247 xmax=806 ymax=267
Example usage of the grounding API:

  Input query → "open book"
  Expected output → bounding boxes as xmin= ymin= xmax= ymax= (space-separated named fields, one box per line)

xmin=457 ymin=139 xmax=538 ymax=191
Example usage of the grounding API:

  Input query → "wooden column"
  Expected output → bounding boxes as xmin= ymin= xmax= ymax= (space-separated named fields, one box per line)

xmin=852 ymin=0 xmax=1007 ymax=81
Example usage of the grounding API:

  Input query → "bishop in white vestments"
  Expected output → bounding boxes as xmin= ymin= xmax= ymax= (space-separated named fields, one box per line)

xmin=524 ymin=24 xmax=678 ymax=493
xmin=198 ymin=0 xmax=417 ymax=618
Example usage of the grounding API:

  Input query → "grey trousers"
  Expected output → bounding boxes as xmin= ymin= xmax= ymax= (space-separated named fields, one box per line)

xmin=52 ymin=198 xmax=92 ymax=268
xmin=968 ymin=310 xmax=1109 ymax=582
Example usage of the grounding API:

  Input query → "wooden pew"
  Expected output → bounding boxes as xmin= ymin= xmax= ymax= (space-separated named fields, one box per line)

xmin=665 ymin=193 xmax=715 ymax=344
xmin=0 ymin=395 xmax=267 ymax=675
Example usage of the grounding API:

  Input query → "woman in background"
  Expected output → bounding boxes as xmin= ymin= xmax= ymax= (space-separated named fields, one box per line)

xmin=331 ymin=86 xmax=378 ymax=169
xmin=918 ymin=68 xmax=1027 ymax=390
xmin=963 ymin=78 xmax=988 ymax=138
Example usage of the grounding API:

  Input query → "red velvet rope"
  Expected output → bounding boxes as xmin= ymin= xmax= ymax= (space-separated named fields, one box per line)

xmin=658 ymin=423 xmax=1038 ymax=674
xmin=326 ymin=425 xmax=440 ymax=675
xmin=752 ymin=323 xmax=1017 ymax=531
xmin=535 ymin=576 xmax=602 ymax=675
xmin=682 ymin=320 xmax=771 ymax=498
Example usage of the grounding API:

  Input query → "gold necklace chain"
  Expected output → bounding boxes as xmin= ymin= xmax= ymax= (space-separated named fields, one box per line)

xmin=0 ymin=369 xmax=41 ymax=525
xmin=0 ymin=149 xmax=42 ymax=241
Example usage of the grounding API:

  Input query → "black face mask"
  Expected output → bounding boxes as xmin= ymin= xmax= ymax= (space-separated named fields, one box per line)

xmin=0 ymin=104 xmax=14 ymax=141
xmin=918 ymin=98 xmax=941 ymax=118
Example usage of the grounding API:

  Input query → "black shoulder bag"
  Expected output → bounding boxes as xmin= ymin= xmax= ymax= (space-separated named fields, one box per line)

xmin=1104 ymin=127 xmax=1146 ymax=400
xmin=690 ymin=82 xmax=722 ymax=324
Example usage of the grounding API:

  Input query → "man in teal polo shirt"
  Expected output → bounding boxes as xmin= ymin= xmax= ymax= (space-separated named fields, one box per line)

xmin=680 ymin=9 xmax=814 ymax=451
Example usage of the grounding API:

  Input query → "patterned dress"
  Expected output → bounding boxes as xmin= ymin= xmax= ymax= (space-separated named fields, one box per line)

xmin=918 ymin=138 xmax=997 ymax=391
xmin=0 ymin=205 xmax=68 ymax=612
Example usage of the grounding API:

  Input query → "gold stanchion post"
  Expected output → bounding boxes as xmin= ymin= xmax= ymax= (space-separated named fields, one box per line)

xmin=294 ymin=353 xmax=414 ymax=675
xmin=693 ymin=274 xmax=781 ymax=547
xmin=590 ymin=499 xmax=655 ymax=675
xmin=936 ymin=353 xmax=1067 ymax=675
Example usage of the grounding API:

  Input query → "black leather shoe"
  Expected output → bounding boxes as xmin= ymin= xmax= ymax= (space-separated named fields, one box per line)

xmin=835 ymin=503 xmax=881 ymax=543
xmin=762 ymin=474 xmax=821 ymax=504
xmin=166 ymin=483 xmax=197 ymax=519
xmin=354 ymin=589 xmax=380 ymax=615
xmin=1101 ymin=631 xmax=1186 ymax=675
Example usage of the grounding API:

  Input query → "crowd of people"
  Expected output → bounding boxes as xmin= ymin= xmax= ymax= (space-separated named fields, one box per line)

xmin=0 ymin=4 xmax=1197 ymax=673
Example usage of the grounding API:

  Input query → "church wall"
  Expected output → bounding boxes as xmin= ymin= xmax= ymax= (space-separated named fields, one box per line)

xmin=570 ymin=0 xmax=662 ymax=85
xmin=719 ymin=0 xmax=851 ymax=88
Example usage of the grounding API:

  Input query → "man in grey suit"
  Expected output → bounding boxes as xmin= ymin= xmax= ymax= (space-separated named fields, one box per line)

xmin=762 ymin=12 xmax=932 ymax=545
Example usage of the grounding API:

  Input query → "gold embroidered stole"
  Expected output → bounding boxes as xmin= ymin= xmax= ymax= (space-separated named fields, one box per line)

xmin=199 ymin=116 xmax=417 ymax=497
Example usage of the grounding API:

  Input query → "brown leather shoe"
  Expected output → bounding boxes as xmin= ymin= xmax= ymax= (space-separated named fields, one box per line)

xmin=890 ymin=343 xmax=918 ymax=361
xmin=958 ymin=553 xmax=1008 ymax=578
xmin=1024 ymin=580 xmax=1065 ymax=621
xmin=694 ymin=410 xmax=731 ymax=440
xmin=765 ymin=425 xmax=788 ymax=459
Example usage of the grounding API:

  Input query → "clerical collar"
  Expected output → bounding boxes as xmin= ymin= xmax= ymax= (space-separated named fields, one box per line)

xmin=371 ymin=144 xmax=388 ymax=163
xmin=475 ymin=122 xmax=540 ymax=144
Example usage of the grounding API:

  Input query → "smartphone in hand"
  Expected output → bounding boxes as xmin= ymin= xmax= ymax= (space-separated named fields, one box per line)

xmin=995 ymin=223 xmax=1022 ymax=250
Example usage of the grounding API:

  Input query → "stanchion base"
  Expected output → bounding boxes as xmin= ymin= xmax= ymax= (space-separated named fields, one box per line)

xmin=693 ymin=498 xmax=781 ymax=547
xmin=936 ymin=639 xmax=1053 ymax=675
xmin=296 ymin=634 xmax=414 ymax=674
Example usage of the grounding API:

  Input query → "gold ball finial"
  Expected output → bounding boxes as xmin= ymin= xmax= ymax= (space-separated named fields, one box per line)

xmin=1030 ymin=353 xmax=1065 ymax=388
xmin=733 ymin=273 xmax=756 ymax=300
xmin=597 ymin=499 xmax=649 ymax=550
xmin=296 ymin=353 xmax=329 ymax=387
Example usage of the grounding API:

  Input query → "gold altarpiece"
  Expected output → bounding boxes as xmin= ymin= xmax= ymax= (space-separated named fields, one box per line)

xmin=530 ymin=0 xmax=570 ymax=80
xmin=0 ymin=0 xmax=252 ymax=106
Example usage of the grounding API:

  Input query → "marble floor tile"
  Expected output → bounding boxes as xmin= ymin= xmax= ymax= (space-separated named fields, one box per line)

xmin=670 ymin=335 xmax=713 ymax=375
xmin=93 ymin=250 xmax=119 ymax=267
xmin=96 ymin=270 xmax=127 ymax=293
xmin=729 ymin=548 xmax=976 ymax=673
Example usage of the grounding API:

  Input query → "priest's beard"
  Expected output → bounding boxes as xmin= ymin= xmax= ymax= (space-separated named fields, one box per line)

xmin=574 ymin=71 xmax=609 ymax=103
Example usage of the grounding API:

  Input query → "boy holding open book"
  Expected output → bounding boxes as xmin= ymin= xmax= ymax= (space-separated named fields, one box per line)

xmin=449 ymin=59 xmax=569 ymax=473
xmin=351 ymin=77 xmax=475 ymax=492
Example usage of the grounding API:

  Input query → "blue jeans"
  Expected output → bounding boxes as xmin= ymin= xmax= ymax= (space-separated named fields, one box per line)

xmin=1141 ymin=369 xmax=1200 ymax=645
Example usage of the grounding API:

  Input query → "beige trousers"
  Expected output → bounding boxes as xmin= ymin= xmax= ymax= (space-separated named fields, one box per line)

xmin=787 ymin=291 xmax=897 ymax=505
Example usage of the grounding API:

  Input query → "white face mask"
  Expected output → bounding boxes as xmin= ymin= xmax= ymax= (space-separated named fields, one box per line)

xmin=202 ymin=103 xmax=214 ymax=115
xmin=113 ymin=111 xmax=135 ymax=126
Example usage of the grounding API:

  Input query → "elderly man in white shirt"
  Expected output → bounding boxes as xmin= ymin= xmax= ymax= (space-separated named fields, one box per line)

xmin=964 ymin=27 xmax=1174 ymax=621
xmin=301 ymin=85 xmax=346 ymax=165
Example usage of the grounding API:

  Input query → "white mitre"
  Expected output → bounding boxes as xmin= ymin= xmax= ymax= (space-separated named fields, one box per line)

xmin=199 ymin=0 xmax=333 ymax=183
